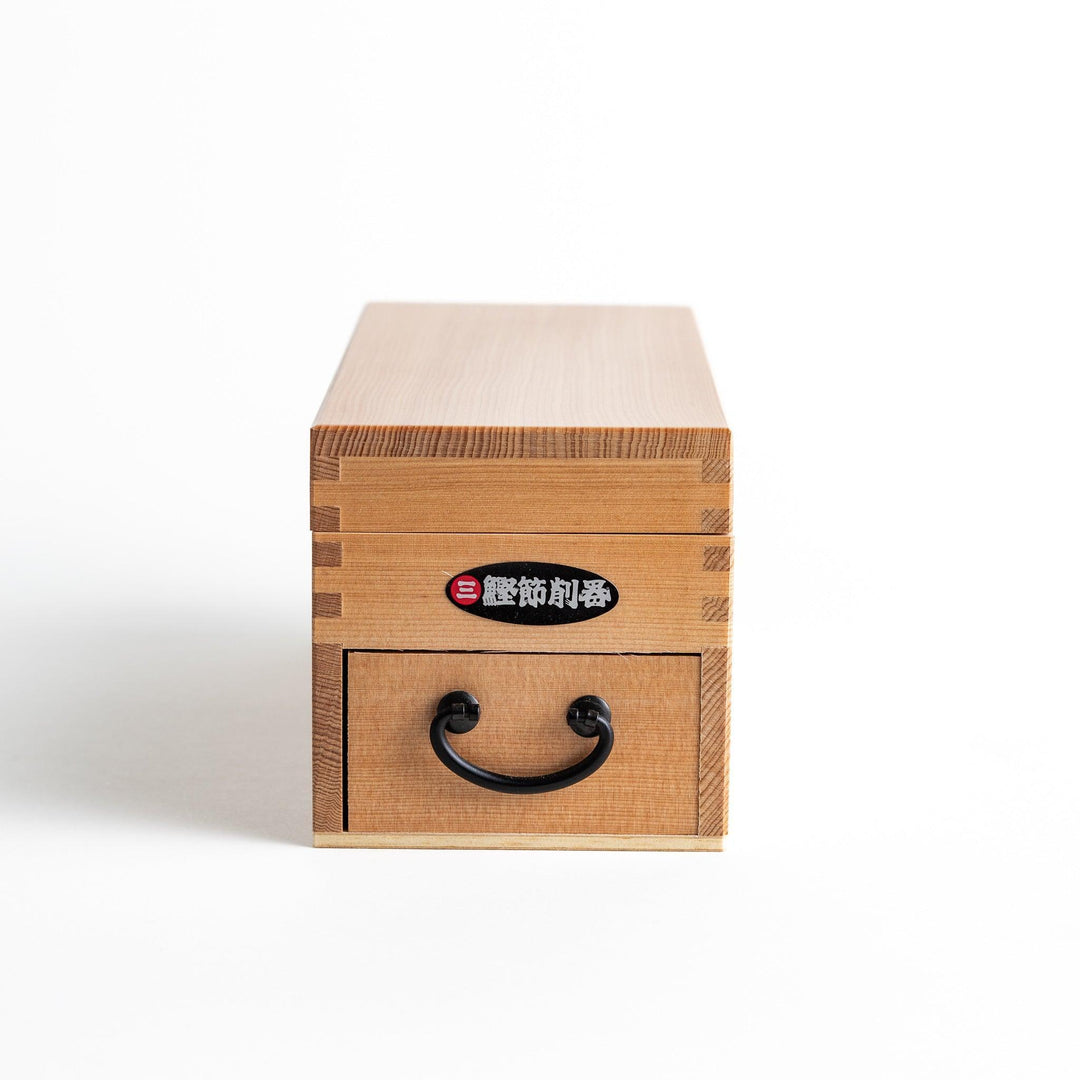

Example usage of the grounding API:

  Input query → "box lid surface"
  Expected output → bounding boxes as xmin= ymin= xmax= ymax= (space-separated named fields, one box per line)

xmin=313 ymin=303 xmax=728 ymax=460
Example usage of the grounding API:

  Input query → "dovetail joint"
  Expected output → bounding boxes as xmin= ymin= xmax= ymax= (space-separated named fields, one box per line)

xmin=701 ymin=508 xmax=731 ymax=535
xmin=313 ymin=592 xmax=343 ymax=618
xmin=701 ymin=459 xmax=732 ymax=484
xmin=703 ymin=545 xmax=732 ymax=572
xmin=702 ymin=596 xmax=731 ymax=622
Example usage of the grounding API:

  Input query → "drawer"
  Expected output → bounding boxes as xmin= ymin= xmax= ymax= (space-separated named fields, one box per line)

xmin=343 ymin=651 xmax=704 ymax=840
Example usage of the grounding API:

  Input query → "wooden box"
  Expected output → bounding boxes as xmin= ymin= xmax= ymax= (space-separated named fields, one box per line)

xmin=311 ymin=303 xmax=731 ymax=850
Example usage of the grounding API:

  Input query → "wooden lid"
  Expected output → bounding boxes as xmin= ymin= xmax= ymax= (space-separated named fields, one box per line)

xmin=313 ymin=303 xmax=728 ymax=460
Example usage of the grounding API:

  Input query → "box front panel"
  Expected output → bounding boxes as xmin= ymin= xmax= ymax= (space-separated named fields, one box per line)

xmin=313 ymin=532 xmax=731 ymax=653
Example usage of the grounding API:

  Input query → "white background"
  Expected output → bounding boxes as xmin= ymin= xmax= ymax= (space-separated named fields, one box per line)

xmin=1 ymin=2 xmax=1078 ymax=1077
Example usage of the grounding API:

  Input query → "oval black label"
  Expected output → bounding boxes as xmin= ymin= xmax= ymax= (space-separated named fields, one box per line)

xmin=446 ymin=562 xmax=619 ymax=625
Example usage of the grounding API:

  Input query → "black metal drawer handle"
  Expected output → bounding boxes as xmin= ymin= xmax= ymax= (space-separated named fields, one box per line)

xmin=429 ymin=691 xmax=614 ymax=794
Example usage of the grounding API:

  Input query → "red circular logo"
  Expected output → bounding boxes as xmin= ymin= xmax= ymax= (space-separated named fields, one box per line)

xmin=449 ymin=574 xmax=481 ymax=605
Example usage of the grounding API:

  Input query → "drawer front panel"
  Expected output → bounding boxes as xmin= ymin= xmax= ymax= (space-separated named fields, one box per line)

xmin=346 ymin=652 xmax=700 ymax=836
xmin=311 ymin=457 xmax=731 ymax=534
xmin=314 ymin=532 xmax=731 ymax=652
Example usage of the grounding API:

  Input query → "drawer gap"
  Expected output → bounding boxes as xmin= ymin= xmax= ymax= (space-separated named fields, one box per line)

xmin=341 ymin=646 xmax=349 ymax=831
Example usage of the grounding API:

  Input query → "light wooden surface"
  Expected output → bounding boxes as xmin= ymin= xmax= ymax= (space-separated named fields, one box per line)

xmin=346 ymin=652 xmax=700 ymax=836
xmin=314 ymin=832 xmax=725 ymax=851
xmin=315 ymin=303 xmax=726 ymax=428
xmin=311 ymin=304 xmax=729 ymax=463
xmin=312 ymin=458 xmax=731 ymax=534
xmin=313 ymin=532 xmax=731 ymax=652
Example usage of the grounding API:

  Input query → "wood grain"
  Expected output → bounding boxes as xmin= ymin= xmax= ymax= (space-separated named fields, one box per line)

xmin=312 ymin=643 xmax=343 ymax=832
xmin=312 ymin=592 xmax=342 ymax=618
xmin=701 ymin=596 xmax=731 ymax=623
xmin=312 ymin=305 xmax=729 ymax=463
xmin=312 ymin=426 xmax=730 ymax=461
xmin=703 ymin=545 xmax=732 ymax=572
xmin=316 ymin=303 xmax=726 ymax=429
xmin=310 ymin=506 xmax=341 ymax=531
xmin=701 ymin=459 xmax=732 ymax=483
xmin=698 ymin=647 xmax=731 ymax=836
xmin=313 ymin=457 xmax=731 ymax=534
xmin=346 ymin=652 xmax=700 ymax=836
xmin=312 ymin=540 xmax=343 ymax=568
xmin=701 ymin=508 xmax=732 ymax=534
xmin=313 ymin=532 xmax=731 ymax=652
xmin=311 ymin=455 xmax=340 ymax=481
xmin=315 ymin=832 xmax=724 ymax=851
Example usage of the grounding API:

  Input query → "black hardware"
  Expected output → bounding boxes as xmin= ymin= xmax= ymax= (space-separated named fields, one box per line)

xmin=429 ymin=691 xmax=614 ymax=794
